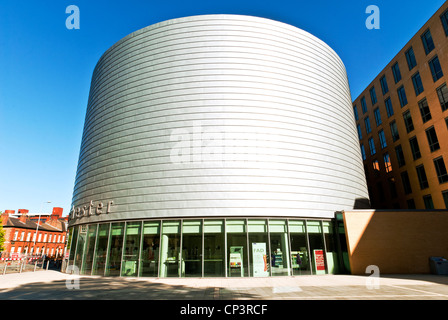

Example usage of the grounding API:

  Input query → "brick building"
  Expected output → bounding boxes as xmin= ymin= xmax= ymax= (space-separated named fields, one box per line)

xmin=353 ymin=1 xmax=448 ymax=210
xmin=1 ymin=207 xmax=68 ymax=260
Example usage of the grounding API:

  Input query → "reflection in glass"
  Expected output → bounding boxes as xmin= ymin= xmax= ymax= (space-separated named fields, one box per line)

xmin=307 ymin=221 xmax=326 ymax=274
xmin=92 ymin=223 xmax=110 ymax=276
xmin=248 ymin=220 xmax=269 ymax=277
xmin=204 ymin=220 xmax=225 ymax=277
xmin=105 ymin=222 xmax=124 ymax=276
xmin=140 ymin=221 xmax=160 ymax=277
xmin=82 ymin=224 xmax=97 ymax=275
xmin=269 ymin=220 xmax=290 ymax=276
xmin=68 ymin=226 xmax=78 ymax=270
xmin=121 ymin=222 xmax=141 ymax=277
xmin=226 ymin=220 xmax=248 ymax=277
xmin=160 ymin=221 xmax=181 ymax=277
xmin=289 ymin=220 xmax=311 ymax=275
xmin=74 ymin=226 xmax=86 ymax=271
xmin=182 ymin=220 xmax=202 ymax=277
xmin=323 ymin=221 xmax=339 ymax=274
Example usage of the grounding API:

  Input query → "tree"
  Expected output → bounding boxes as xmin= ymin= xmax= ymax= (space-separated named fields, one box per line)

xmin=0 ymin=212 xmax=5 ymax=253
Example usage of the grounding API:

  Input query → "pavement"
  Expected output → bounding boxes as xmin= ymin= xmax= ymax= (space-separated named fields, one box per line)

xmin=1 ymin=270 xmax=448 ymax=301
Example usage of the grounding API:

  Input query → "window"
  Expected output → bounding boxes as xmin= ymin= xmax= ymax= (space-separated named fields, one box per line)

xmin=374 ymin=107 xmax=382 ymax=126
xmin=426 ymin=126 xmax=440 ymax=152
xmin=368 ymin=137 xmax=376 ymax=155
xmin=411 ymin=72 xmax=424 ymax=95
xmin=385 ymin=97 xmax=394 ymax=117
xmin=407 ymin=198 xmax=416 ymax=209
xmin=13 ymin=231 xmax=18 ymax=241
xmin=395 ymin=144 xmax=406 ymax=167
xmin=378 ymin=130 xmax=387 ymax=149
xmin=390 ymin=121 xmax=399 ymax=142
xmin=383 ymin=153 xmax=392 ymax=173
xmin=405 ymin=47 xmax=417 ymax=70
xmin=370 ymin=86 xmax=377 ymax=105
xmin=437 ymin=83 xmax=448 ymax=111
xmin=388 ymin=177 xmax=398 ymax=198
xmin=357 ymin=124 xmax=362 ymax=140
xmin=353 ymin=105 xmax=359 ymax=120
xmin=403 ymin=110 xmax=414 ymax=133
xmin=409 ymin=136 xmax=421 ymax=160
xmin=416 ymin=165 xmax=429 ymax=189
xmin=361 ymin=144 xmax=367 ymax=160
xmin=421 ymin=29 xmax=435 ymax=55
xmin=364 ymin=116 xmax=371 ymax=134
xmin=434 ymin=156 xmax=448 ymax=183
xmin=442 ymin=190 xmax=448 ymax=209
xmin=423 ymin=194 xmax=434 ymax=209
xmin=392 ymin=62 xmax=402 ymax=83
xmin=372 ymin=159 xmax=380 ymax=172
xmin=380 ymin=75 xmax=389 ymax=94
xmin=397 ymin=86 xmax=408 ymax=107
xmin=361 ymin=96 xmax=367 ymax=114
xmin=441 ymin=8 xmax=448 ymax=36
xmin=429 ymin=55 xmax=443 ymax=82
xmin=401 ymin=171 xmax=412 ymax=194
xmin=418 ymin=98 xmax=431 ymax=123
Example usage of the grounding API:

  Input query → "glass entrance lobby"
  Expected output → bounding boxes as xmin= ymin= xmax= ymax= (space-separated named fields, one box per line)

xmin=67 ymin=217 xmax=342 ymax=278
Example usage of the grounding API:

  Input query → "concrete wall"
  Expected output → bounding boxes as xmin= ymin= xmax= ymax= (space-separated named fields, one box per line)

xmin=343 ymin=210 xmax=448 ymax=274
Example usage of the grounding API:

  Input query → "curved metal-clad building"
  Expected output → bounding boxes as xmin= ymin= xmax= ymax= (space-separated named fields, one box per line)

xmin=67 ymin=15 xmax=369 ymax=278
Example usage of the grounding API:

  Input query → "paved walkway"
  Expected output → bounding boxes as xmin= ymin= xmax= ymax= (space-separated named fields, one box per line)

xmin=1 ymin=271 xmax=448 ymax=300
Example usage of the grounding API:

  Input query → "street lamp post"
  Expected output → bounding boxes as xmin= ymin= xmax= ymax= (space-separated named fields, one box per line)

xmin=33 ymin=201 xmax=51 ymax=252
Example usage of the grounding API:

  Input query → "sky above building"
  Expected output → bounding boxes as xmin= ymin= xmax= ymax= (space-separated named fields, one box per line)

xmin=0 ymin=0 xmax=445 ymax=214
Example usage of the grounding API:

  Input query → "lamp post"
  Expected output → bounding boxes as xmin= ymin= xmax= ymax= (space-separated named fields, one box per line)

xmin=33 ymin=201 xmax=51 ymax=252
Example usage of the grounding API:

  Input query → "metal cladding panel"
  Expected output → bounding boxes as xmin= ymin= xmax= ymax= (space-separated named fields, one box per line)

xmin=69 ymin=14 xmax=369 ymax=226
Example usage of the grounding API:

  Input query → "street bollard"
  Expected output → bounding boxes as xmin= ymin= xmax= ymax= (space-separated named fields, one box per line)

xmin=19 ymin=261 xmax=23 ymax=273
xmin=46 ymin=260 xmax=50 ymax=271
xmin=34 ymin=260 xmax=38 ymax=272
xmin=2 ymin=263 xmax=6 ymax=275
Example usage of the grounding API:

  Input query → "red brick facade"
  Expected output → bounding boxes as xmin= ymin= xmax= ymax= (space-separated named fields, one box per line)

xmin=1 ymin=208 xmax=68 ymax=260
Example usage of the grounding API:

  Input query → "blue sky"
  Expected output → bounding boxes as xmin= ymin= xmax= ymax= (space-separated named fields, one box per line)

xmin=0 ymin=0 xmax=445 ymax=215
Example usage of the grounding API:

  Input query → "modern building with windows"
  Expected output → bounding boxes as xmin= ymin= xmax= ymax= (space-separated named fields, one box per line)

xmin=66 ymin=14 xmax=370 ymax=278
xmin=353 ymin=1 xmax=448 ymax=210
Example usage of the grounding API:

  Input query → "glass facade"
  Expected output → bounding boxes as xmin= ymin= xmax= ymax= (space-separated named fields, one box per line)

xmin=67 ymin=218 xmax=341 ymax=278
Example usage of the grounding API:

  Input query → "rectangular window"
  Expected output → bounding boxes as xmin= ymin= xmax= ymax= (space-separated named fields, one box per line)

xmin=437 ymin=83 xmax=448 ymax=111
xmin=372 ymin=159 xmax=380 ymax=172
xmin=353 ymin=105 xmax=359 ymax=120
xmin=395 ymin=145 xmax=406 ymax=167
xmin=407 ymin=199 xmax=416 ymax=209
xmin=361 ymin=144 xmax=367 ymax=161
xmin=361 ymin=96 xmax=367 ymax=114
xmin=380 ymin=75 xmax=389 ymax=94
xmin=423 ymin=194 xmax=434 ymax=209
xmin=416 ymin=165 xmax=429 ymax=189
xmin=405 ymin=47 xmax=417 ymax=70
xmin=441 ymin=8 xmax=448 ymax=36
xmin=385 ymin=97 xmax=394 ymax=117
xmin=403 ymin=110 xmax=414 ymax=133
xmin=383 ymin=153 xmax=392 ymax=173
xmin=411 ymin=72 xmax=424 ymax=96
xmin=426 ymin=126 xmax=440 ymax=152
xmin=370 ymin=86 xmax=377 ymax=105
xmin=357 ymin=124 xmax=362 ymax=140
xmin=434 ymin=156 xmax=448 ymax=184
xmin=409 ymin=136 xmax=421 ymax=160
xmin=442 ymin=190 xmax=448 ymax=209
xmin=374 ymin=107 xmax=382 ymax=126
xmin=429 ymin=55 xmax=443 ymax=82
xmin=401 ymin=171 xmax=412 ymax=194
xmin=397 ymin=86 xmax=408 ymax=107
xmin=421 ymin=29 xmax=435 ymax=55
xmin=368 ymin=137 xmax=376 ymax=155
xmin=378 ymin=130 xmax=387 ymax=149
xmin=418 ymin=98 xmax=432 ymax=123
xmin=364 ymin=116 xmax=371 ymax=134
xmin=392 ymin=62 xmax=402 ymax=83
xmin=390 ymin=121 xmax=399 ymax=142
